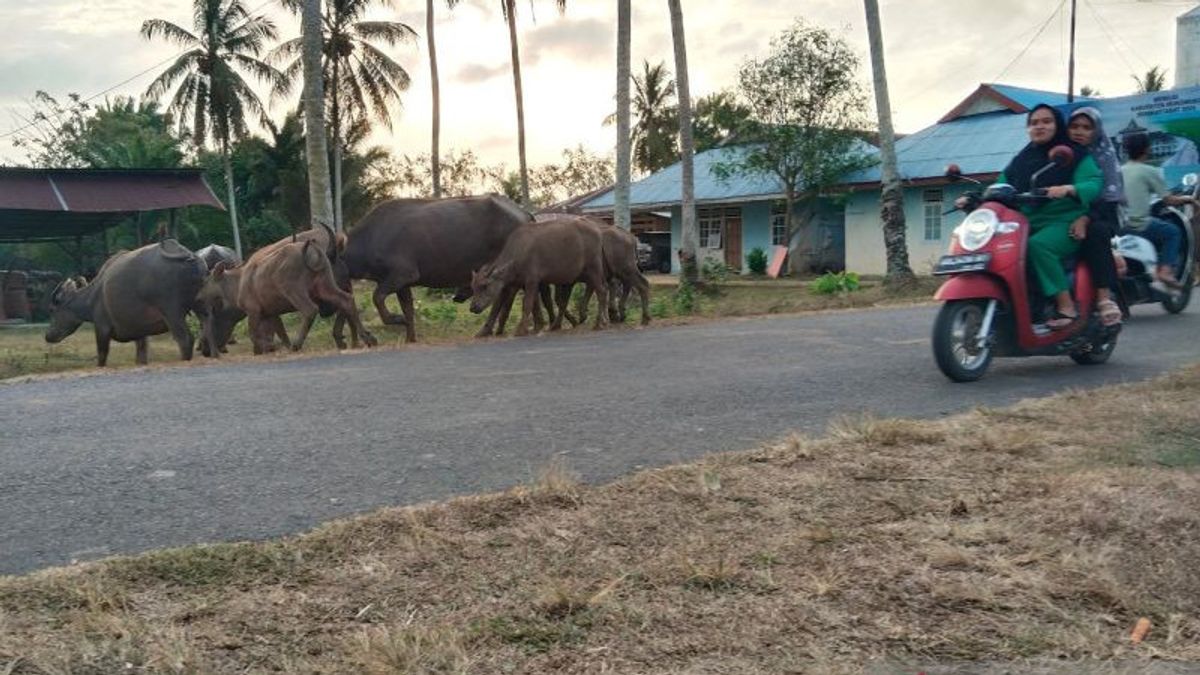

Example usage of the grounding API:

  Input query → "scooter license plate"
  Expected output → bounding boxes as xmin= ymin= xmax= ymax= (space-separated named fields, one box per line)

xmin=933 ymin=253 xmax=992 ymax=275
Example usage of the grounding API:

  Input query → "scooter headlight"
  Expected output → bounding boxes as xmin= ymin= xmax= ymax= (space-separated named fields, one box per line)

xmin=953 ymin=208 xmax=998 ymax=252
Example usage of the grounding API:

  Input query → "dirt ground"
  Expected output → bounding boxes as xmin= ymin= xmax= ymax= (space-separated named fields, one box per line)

xmin=1 ymin=361 xmax=1197 ymax=673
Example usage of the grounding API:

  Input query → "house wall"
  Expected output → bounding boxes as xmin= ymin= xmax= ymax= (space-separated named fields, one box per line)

xmin=666 ymin=199 xmax=845 ymax=274
xmin=844 ymin=184 xmax=974 ymax=276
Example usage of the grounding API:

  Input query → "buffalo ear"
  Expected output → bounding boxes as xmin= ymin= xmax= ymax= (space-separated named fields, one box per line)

xmin=212 ymin=260 xmax=230 ymax=278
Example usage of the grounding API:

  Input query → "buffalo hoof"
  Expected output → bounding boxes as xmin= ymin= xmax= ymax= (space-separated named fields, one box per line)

xmin=334 ymin=339 xmax=348 ymax=350
xmin=290 ymin=344 xmax=303 ymax=352
xmin=362 ymin=331 xmax=379 ymax=348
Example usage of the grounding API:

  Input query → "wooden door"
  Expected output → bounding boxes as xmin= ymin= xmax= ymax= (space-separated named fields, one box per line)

xmin=723 ymin=208 xmax=743 ymax=270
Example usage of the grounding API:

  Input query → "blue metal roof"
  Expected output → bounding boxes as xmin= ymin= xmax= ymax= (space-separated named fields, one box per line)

xmin=845 ymin=110 xmax=1026 ymax=183
xmin=989 ymin=83 xmax=1086 ymax=111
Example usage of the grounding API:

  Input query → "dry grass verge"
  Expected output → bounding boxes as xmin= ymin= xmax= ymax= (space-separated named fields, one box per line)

xmin=3 ymin=366 xmax=1198 ymax=673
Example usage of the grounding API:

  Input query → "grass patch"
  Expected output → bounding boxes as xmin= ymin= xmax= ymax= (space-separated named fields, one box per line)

xmin=0 ymin=276 xmax=937 ymax=381
xmin=7 ymin=368 xmax=1199 ymax=671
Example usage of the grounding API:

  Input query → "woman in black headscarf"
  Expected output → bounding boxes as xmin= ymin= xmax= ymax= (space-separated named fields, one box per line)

xmin=992 ymin=103 xmax=1103 ymax=328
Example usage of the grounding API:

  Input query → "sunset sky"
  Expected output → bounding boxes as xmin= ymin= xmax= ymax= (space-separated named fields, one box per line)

xmin=0 ymin=0 xmax=1191 ymax=170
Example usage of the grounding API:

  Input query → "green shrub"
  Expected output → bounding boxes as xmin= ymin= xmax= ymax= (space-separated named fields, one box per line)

xmin=746 ymin=248 xmax=768 ymax=275
xmin=418 ymin=300 xmax=458 ymax=325
xmin=809 ymin=271 xmax=860 ymax=295
xmin=673 ymin=280 xmax=698 ymax=314
xmin=700 ymin=257 xmax=731 ymax=285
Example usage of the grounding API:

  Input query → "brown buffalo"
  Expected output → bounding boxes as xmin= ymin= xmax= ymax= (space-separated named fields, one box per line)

xmin=336 ymin=195 xmax=534 ymax=342
xmin=469 ymin=217 xmax=608 ymax=335
xmin=535 ymin=214 xmax=650 ymax=325
xmin=200 ymin=239 xmax=369 ymax=354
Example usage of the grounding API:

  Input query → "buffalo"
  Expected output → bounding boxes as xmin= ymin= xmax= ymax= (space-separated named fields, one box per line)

xmin=45 ymin=240 xmax=207 ymax=366
xmin=469 ymin=216 xmax=609 ymax=335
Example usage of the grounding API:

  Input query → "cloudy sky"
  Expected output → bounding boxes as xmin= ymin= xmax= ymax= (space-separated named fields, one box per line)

xmin=0 ymin=0 xmax=1192 ymax=169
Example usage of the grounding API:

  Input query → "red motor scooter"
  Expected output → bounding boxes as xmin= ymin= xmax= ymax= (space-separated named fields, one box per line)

xmin=931 ymin=145 xmax=1119 ymax=382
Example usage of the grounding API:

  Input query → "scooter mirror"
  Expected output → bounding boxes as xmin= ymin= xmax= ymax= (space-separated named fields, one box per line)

xmin=1048 ymin=145 xmax=1075 ymax=167
xmin=945 ymin=164 xmax=962 ymax=180
xmin=1183 ymin=173 xmax=1198 ymax=188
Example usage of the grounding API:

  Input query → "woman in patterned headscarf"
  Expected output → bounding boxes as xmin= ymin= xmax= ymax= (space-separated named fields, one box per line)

xmin=1066 ymin=106 xmax=1124 ymax=326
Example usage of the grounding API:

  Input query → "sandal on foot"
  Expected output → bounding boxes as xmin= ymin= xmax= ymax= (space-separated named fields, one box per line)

xmin=1046 ymin=309 xmax=1078 ymax=330
xmin=1097 ymin=299 xmax=1121 ymax=327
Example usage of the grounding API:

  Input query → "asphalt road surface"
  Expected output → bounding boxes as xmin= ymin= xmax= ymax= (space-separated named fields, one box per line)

xmin=3 ymin=302 xmax=1199 ymax=575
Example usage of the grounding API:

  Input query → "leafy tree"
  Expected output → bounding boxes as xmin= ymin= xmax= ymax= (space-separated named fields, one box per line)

xmin=394 ymin=149 xmax=490 ymax=197
xmin=141 ymin=0 xmax=284 ymax=257
xmin=692 ymin=91 xmax=753 ymax=152
xmin=519 ymin=146 xmax=614 ymax=208
xmin=274 ymin=0 xmax=416 ymax=230
xmin=1079 ymin=85 xmax=1101 ymax=97
xmin=713 ymin=19 xmax=873 ymax=270
xmin=1134 ymin=66 xmax=1168 ymax=93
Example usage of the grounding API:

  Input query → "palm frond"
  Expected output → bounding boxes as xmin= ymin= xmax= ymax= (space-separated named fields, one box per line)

xmin=140 ymin=19 xmax=200 ymax=47
xmin=228 ymin=52 xmax=285 ymax=89
xmin=355 ymin=41 xmax=411 ymax=89
xmin=267 ymin=37 xmax=303 ymax=66
xmin=350 ymin=21 xmax=417 ymax=46
xmin=142 ymin=50 xmax=203 ymax=102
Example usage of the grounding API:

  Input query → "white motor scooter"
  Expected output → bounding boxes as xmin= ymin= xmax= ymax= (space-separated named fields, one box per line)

xmin=1112 ymin=172 xmax=1197 ymax=315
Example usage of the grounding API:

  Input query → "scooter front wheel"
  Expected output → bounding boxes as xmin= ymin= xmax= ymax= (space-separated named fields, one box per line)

xmin=932 ymin=300 xmax=994 ymax=382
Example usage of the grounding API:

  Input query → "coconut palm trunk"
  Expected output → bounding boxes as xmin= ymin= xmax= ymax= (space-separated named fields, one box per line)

xmin=222 ymin=139 xmax=244 ymax=258
xmin=428 ymin=0 xmax=442 ymax=198
xmin=667 ymin=0 xmax=697 ymax=283
xmin=614 ymin=0 xmax=631 ymax=231
xmin=503 ymin=0 xmax=531 ymax=208
xmin=864 ymin=0 xmax=914 ymax=287
xmin=302 ymin=0 xmax=335 ymax=229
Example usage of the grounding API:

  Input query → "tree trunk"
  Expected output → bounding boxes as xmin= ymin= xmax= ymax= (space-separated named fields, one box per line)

xmin=505 ymin=0 xmax=531 ymax=209
xmin=864 ymin=0 xmax=915 ymax=287
xmin=301 ymin=0 xmax=335 ymax=231
xmin=614 ymin=0 xmax=632 ymax=231
xmin=668 ymin=0 xmax=697 ymax=283
xmin=222 ymin=141 xmax=243 ymax=259
xmin=332 ymin=53 xmax=344 ymax=232
xmin=428 ymin=0 xmax=442 ymax=198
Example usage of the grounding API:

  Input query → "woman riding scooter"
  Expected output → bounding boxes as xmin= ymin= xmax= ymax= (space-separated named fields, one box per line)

xmin=956 ymin=104 xmax=1103 ymax=329
xmin=1065 ymin=107 xmax=1124 ymax=327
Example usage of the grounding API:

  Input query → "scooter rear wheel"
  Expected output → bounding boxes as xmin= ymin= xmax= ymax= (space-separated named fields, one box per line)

xmin=932 ymin=300 xmax=994 ymax=382
xmin=1070 ymin=330 xmax=1118 ymax=365
xmin=1162 ymin=269 xmax=1193 ymax=314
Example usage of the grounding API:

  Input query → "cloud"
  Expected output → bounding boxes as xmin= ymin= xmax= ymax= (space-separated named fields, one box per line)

xmin=524 ymin=18 xmax=612 ymax=66
xmin=456 ymin=62 xmax=511 ymax=84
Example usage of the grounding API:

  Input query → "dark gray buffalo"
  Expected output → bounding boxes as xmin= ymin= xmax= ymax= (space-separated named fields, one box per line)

xmin=334 ymin=195 xmax=535 ymax=342
xmin=196 ymin=243 xmax=241 ymax=270
xmin=45 ymin=240 xmax=207 ymax=366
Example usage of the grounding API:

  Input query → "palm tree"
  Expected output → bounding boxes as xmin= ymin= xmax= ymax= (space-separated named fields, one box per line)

xmin=499 ymin=0 xmax=566 ymax=208
xmin=608 ymin=61 xmax=678 ymax=175
xmin=1134 ymin=66 xmax=1168 ymax=93
xmin=141 ymin=0 xmax=283 ymax=258
xmin=429 ymin=0 xmax=461 ymax=198
xmin=863 ymin=0 xmax=914 ymax=288
xmin=667 ymin=0 xmax=697 ymax=284
xmin=275 ymin=0 xmax=416 ymax=230
xmin=614 ymin=0 xmax=631 ymax=231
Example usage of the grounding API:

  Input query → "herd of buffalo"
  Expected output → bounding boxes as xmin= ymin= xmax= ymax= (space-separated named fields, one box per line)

xmin=43 ymin=195 xmax=654 ymax=367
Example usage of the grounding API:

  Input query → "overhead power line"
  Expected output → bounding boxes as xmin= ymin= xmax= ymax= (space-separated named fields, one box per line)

xmin=993 ymin=0 xmax=1070 ymax=82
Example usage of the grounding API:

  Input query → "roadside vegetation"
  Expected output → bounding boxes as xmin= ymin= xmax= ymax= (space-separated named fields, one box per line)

xmin=3 ymin=366 xmax=1200 ymax=672
xmin=0 ymin=275 xmax=939 ymax=381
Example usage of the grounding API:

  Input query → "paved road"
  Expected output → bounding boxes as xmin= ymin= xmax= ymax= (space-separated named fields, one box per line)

xmin=3 ymin=303 xmax=1199 ymax=575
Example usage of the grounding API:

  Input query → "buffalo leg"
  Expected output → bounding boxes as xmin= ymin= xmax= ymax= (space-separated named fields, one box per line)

xmin=371 ymin=272 xmax=416 ymax=327
xmin=332 ymin=312 xmax=347 ymax=349
xmin=134 ymin=337 xmax=149 ymax=365
xmin=164 ymin=307 xmax=194 ymax=361
xmin=397 ymin=287 xmax=418 ymax=343
xmin=516 ymin=282 xmax=539 ymax=336
xmin=270 ymin=317 xmax=290 ymax=350
xmin=611 ymin=279 xmax=625 ymax=323
xmin=632 ymin=272 xmax=651 ymax=325
xmin=94 ymin=327 xmax=111 ymax=367
xmin=585 ymin=271 xmax=609 ymax=330
xmin=330 ymin=292 xmax=376 ymax=349
xmin=247 ymin=314 xmax=267 ymax=354
xmin=577 ymin=284 xmax=593 ymax=325
xmin=477 ymin=285 xmax=515 ymax=338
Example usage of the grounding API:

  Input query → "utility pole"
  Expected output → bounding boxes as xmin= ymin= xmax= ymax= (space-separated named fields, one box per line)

xmin=1068 ymin=0 xmax=1078 ymax=102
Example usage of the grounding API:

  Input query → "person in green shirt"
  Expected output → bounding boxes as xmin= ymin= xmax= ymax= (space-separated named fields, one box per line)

xmin=961 ymin=104 xmax=1103 ymax=329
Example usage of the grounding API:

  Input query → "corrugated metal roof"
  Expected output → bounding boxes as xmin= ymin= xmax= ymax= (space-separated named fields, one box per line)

xmin=845 ymin=110 xmax=1026 ymax=184
xmin=0 ymin=168 xmax=225 ymax=242
xmin=582 ymin=141 xmax=875 ymax=211
xmin=989 ymin=84 xmax=1084 ymax=110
